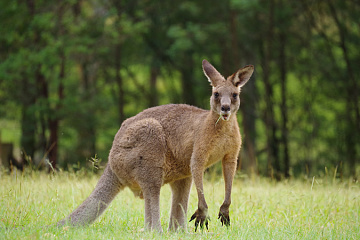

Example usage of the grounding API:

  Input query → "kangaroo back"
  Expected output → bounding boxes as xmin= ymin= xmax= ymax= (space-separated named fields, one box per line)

xmin=57 ymin=165 xmax=123 ymax=226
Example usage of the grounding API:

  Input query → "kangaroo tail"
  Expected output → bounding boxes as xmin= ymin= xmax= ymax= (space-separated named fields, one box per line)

xmin=57 ymin=164 xmax=122 ymax=227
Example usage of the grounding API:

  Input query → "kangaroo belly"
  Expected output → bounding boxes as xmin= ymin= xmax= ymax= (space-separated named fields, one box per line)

xmin=162 ymin=150 xmax=192 ymax=184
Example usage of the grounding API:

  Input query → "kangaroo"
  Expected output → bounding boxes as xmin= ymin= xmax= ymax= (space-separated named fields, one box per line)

xmin=57 ymin=59 xmax=254 ymax=232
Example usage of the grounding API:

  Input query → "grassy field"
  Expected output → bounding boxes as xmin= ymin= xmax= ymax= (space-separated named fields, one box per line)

xmin=0 ymin=169 xmax=359 ymax=239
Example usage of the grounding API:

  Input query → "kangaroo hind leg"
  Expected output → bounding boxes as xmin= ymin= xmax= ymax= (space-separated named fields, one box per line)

xmin=141 ymin=180 xmax=162 ymax=232
xmin=124 ymin=118 xmax=166 ymax=232
xmin=138 ymin=146 xmax=165 ymax=232
xmin=168 ymin=177 xmax=192 ymax=231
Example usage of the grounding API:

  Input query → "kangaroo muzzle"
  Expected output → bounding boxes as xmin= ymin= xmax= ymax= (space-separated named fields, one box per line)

xmin=220 ymin=104 xmax=231 ymax=121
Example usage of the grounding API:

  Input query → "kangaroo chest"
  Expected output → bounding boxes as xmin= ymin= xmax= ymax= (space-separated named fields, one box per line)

xmin=205 ymin=132 xmax=239 ymax=168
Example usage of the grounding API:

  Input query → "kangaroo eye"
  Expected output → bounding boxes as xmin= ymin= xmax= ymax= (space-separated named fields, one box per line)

xmin=214 ymin=92 xmax=219 ymax=98
xmin=233 ymin=93 xmax=238 ymax=99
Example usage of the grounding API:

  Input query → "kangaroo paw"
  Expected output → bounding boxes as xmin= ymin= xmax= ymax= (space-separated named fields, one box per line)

xmin=218 ymin=212 xmax=230 ymax=227
xmin=189 ymin=209 xmax=210 ymax=232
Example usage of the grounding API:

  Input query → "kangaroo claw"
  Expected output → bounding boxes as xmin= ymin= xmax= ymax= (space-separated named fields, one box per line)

xmin=189 ymin=210 xmax=210 ymax=232
xmin=218 ymin=212 xmax=230 ymax=227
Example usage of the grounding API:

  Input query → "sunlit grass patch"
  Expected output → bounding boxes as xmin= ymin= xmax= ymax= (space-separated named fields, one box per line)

xmin=0 ymin=170 xmax=359 ymax=239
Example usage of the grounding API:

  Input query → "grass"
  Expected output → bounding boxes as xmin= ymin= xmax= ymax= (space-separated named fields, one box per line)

xmin=0 ymin=169 xmax=359 ymax=239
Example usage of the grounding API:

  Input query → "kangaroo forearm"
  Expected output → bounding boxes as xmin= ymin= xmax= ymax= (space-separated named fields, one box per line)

xmin=222 ymin=159 xmax=237 ymax=204
xmin=193 ymin=177 xmax=208 ymax=211
xmin=216 ymin=158 xmax=237 ymax=227
xmin=190 ymin=160 xmax=208 ymax=210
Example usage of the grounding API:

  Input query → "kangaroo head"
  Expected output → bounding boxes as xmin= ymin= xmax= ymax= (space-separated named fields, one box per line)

xmin=202 ymin=59 xmax=254 ymax=121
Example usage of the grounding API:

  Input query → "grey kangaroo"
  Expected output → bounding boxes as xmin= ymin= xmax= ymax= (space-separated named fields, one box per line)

xmin=57 ymin=60 xmax=254 ymax=232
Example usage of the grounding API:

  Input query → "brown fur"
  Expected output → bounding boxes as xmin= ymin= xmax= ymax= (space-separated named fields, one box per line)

xmin=57 ymin=60 xmax=254 ymax=232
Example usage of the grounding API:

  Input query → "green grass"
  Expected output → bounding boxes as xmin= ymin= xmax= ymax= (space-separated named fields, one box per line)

xmin=0 ymin=169 xmax=359 ymax=239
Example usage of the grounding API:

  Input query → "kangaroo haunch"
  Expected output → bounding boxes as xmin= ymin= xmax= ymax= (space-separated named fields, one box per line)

xmin=56 ymin=59 xmax=254 ymax=232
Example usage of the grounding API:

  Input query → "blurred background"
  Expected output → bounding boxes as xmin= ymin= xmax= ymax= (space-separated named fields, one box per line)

xmin=0 ymin=0 xmax=358 ymax=179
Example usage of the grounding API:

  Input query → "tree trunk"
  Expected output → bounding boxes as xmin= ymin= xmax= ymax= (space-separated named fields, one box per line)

xmin=180 ymin=52 xmax=196 ymax=106
xmin=328 ymin=1 xmax=359 ymax=178
xmin=48 ymin=119 xmax=58 ymax=171
xmin=230 ymin=9 xmax=258 ymax=173
xmin=20 ymin=94 xmax=37 ymax=162
xmin=48 ymin=52 xmax=65 ymax=172
xmin=20 ymin=0 xmax=38 ymax=163
xmin=112 ymin=0 xmax=125 ymax=124
xmin=278 ymin=0 xmax=290 ymax=178
xmin=279 ymin=30 xmax=290 ymax=178
xmin=262 ymin=0 xmax=280 ymax=179
xmin=115 ymin=43 xmax=124 ymax=124
xmin=77 ymin=62 xmax=96 ymax=162
xmin=36 ymin=64 xmax=51 ymax=168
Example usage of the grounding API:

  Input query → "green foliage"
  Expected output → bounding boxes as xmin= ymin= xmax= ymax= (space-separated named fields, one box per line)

xmin=0 ymin=0 xmax=359 ymax=177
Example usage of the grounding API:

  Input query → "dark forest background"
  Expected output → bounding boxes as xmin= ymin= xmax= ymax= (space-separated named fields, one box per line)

xmin=0 ymin=0 xmax=359 ymax=179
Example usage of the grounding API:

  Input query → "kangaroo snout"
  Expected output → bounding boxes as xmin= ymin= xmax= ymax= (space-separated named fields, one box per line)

xmin=220 ymin=104 xmax=231 ymax=121
xmin=221 ymin=105 xmax=230 ymax=112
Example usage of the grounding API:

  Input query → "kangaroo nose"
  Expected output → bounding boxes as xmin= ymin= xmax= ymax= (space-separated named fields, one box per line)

xmin=221 ymin=105 xmax=230 ymax=112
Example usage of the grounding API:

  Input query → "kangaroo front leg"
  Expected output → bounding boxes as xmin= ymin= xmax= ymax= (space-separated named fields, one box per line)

xmin=218 ymin=154 xmax=237 ymax=227
xmin=189 ymin=156 xmax=210 ymax=231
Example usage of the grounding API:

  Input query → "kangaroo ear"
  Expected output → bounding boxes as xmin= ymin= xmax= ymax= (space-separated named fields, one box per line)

xmin=229 ymin=65 xmax=254 ymax=88
xmin=202 ymin=59 xmax=224 ymax=87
